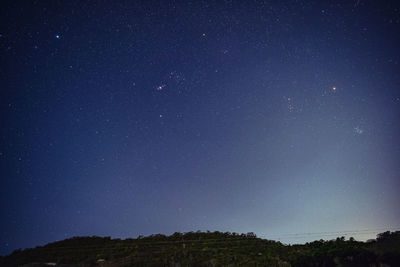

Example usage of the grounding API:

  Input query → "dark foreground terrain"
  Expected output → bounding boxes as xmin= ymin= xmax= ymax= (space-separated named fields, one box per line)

xmin=1 ymin=231 xmax=399 ymax=266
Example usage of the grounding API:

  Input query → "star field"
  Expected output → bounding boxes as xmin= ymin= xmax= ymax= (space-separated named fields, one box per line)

xmin=0 ymin=0 xmax=400 ymax=255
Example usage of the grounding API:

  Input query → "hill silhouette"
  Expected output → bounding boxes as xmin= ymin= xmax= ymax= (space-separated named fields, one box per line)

xmin=1 ymin=231 xmax=399 ymax=266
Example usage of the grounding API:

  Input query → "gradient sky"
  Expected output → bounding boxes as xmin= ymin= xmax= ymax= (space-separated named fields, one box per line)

xmin=1 ymin=0 xmax=400 ymax=255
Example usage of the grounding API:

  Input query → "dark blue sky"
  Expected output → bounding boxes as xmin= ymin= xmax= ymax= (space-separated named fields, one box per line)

xmin=1 ymin=0 xmax=400 ymax=255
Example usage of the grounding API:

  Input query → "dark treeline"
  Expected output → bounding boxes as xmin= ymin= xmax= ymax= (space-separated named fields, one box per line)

xmin=1 ymin=230 xmax=399 ymax=266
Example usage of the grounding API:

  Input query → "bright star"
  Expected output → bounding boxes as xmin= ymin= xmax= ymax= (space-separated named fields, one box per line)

xmin=157 ymin=84 xmax=166 ymax=91
xmin=55 ymin=34 xmax=61 ymax=39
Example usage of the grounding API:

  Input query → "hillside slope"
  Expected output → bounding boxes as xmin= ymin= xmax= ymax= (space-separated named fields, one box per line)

xmin=1 ymin=231 xmax=399 ymax=266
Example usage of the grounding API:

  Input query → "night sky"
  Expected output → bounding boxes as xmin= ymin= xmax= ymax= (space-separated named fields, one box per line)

xmin=1 ymin=0 xmax=400 ymax=255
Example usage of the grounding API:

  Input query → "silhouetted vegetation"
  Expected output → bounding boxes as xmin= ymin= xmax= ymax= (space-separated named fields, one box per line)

xmin=1 ymin=231 xmax=399 ymax=266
